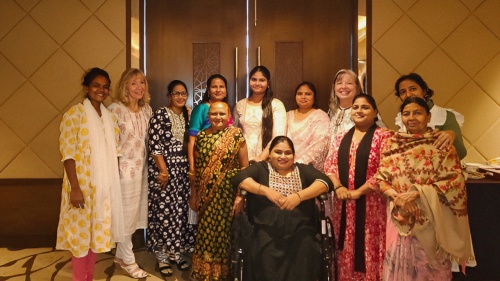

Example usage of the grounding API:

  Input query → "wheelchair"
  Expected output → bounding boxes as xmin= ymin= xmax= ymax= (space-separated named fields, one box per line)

xmin=230 ymin=192 xmax=336 ymax=281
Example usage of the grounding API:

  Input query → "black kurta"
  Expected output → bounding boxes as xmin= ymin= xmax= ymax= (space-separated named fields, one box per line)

xmin=232 ymin=162 xmax=333 ymax=281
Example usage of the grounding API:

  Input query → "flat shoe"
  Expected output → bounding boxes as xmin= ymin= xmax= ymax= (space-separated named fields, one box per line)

xmin=156 ymin=261 xmax=173 ymax=277
xmin=174 ymin=257 xmax=190 ymax=271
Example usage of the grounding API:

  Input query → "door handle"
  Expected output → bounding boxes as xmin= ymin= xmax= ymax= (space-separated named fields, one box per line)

xmin=235 ymin=47 xmax=239 ymax=102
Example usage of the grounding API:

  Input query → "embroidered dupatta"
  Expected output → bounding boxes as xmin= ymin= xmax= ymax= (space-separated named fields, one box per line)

xmin=376 ymin=131 xmax=475 ymax=266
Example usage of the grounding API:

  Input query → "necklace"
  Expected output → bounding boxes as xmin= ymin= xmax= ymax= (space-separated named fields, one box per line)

xmin=334 ymin=106 xmax=351 ymax=127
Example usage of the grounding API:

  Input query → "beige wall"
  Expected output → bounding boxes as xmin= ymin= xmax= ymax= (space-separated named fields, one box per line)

xmin=1 ymin=0 xmax=499 ymax=178
xmin=0 ymin=0 xmax=126 ymax=178
xmin=372 ymin=0 xmax=500 ymax=164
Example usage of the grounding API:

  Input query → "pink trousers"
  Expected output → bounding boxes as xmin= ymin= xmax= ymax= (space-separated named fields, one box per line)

xmin=71 ymin=250 xmax=97 ymax=281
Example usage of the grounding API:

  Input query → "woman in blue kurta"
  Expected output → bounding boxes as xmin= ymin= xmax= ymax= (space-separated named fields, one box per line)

xmin=187 ymin=74 xmax=233 ymax=185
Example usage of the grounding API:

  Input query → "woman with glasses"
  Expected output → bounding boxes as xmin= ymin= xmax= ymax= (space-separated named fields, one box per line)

xmin=147 ymin=80 xmax=196 ymax=278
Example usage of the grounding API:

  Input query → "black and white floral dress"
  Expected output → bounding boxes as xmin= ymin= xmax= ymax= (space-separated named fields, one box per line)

xmin=147 ymin=106 xmax=196 ymax=256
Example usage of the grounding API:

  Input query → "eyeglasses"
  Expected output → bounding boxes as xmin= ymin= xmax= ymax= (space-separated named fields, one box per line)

xmin=170 ymin=91 xmax=188 ymax=97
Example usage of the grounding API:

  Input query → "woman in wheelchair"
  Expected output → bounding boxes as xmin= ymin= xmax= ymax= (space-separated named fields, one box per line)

xmin=232 ymin=136 xmax=333 ymax=281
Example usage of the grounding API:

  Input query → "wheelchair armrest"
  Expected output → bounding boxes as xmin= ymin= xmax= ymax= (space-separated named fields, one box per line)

xmin=240 ymin=190 xmax=247 ymax=197
xmin=318 ymin=192 xmax=328 ymax=202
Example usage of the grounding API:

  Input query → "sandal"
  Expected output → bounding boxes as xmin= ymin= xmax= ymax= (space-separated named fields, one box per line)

xmin=172 ymin=256 xmax=190 ymax=271
xmin=119 ymin=262 xmax=149 ymax=279
xmin=156 ymin=261 xmax=173 ymax=277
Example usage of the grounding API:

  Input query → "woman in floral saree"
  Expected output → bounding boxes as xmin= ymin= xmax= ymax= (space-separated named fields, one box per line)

xmin=376 ymin=97 xmax=475 ymax=280
xmin=190 ymin=101 xmax=249 ymax=280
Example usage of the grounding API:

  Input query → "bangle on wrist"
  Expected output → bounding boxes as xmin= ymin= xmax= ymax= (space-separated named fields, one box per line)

xmin=187 ymin=171 xmax=195 ymax=176
xmin=334 ymin=185 xmax=344 ymax=191
xmin=159 ymin=172 xmax=168 ymax=177
xmin=295 ymin=192 xmax=302 ymax=202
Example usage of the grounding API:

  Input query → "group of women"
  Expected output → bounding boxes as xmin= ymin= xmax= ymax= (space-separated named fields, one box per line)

xmin=56 ymin=65 xmax=474 ymax=281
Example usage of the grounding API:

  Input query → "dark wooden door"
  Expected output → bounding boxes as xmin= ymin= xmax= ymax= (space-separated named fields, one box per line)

xmin=145 ymin=0 xmax=355 ymax=112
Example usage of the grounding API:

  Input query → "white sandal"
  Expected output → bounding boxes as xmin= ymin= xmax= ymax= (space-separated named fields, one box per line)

xmin=119 ymin=262 xmax=149 ymax=279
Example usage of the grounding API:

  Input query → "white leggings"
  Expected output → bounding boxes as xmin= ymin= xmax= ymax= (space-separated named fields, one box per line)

xmin=115 ymin=234 xmax=135 ymax=265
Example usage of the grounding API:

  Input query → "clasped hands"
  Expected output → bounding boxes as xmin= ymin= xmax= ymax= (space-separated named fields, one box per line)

xmin=335 ymin=187 xmax=361 ymax=201
xmin=392 ymin=191 xmax=423 ymax=224
xmin=266 ymin=188 xmax=300 ymax=210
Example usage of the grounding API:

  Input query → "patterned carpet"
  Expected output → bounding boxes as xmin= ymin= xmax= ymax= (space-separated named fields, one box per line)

xmin=0 ymin=248 xmax=194 ymax=280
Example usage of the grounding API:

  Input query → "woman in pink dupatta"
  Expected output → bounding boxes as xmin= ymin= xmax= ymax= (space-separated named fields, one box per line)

xmin=286 ymin=81 xmax=330 ymax=171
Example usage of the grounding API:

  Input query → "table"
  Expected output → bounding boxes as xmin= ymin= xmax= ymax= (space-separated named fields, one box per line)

xmin=453 ymin=179 xmax=500 ymax=280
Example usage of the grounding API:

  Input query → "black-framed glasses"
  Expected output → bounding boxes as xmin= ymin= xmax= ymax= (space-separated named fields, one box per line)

xmin=170 ymin=91 xmax=188 ymax=97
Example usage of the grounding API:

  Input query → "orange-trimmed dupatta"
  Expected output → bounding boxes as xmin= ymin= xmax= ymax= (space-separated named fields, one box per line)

xmin=194 ymin=126 xmax=245 ymax=218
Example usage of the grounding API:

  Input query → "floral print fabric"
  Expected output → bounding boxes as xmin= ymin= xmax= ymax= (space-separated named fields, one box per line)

xmin=147 ymin=107 xmax=196 ymax=255
xmin=286 ymin=109 xmax=330 ymax=171
xmin=324 ymin=128 xmax=392 ymax=281
xmin=376 ymin=131 xmax=473 ymax=280
xmin=108 ymin=102 xmax=151 ymax=234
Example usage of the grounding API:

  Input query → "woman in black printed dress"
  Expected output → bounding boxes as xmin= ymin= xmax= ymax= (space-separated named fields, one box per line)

xmin=147 ymin=80 xmax=196 ymax=277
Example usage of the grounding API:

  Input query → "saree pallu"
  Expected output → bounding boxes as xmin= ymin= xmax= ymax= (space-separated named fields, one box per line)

xmin=191 ymin=126 xmax=245 ymax=281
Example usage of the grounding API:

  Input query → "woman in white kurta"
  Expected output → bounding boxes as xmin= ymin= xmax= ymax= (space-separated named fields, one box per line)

xmin=57 ymin=68 xmax=124 ymax=281
xmin=233 ymin=65 xmax=287 ymax=161
xmin=108 ymin=68 xmax=152 ymax=279
xmin=286 ymin=81 xmax=330 ymax=171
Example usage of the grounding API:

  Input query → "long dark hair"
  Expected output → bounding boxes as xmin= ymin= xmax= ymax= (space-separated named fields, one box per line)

xmin=249 ymin=65 xmax=274 ymax=150
xmin=201 ymin=74 xmax=228 ymax=103
xmin=167 ymin=80 xmax=190 ymax=152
